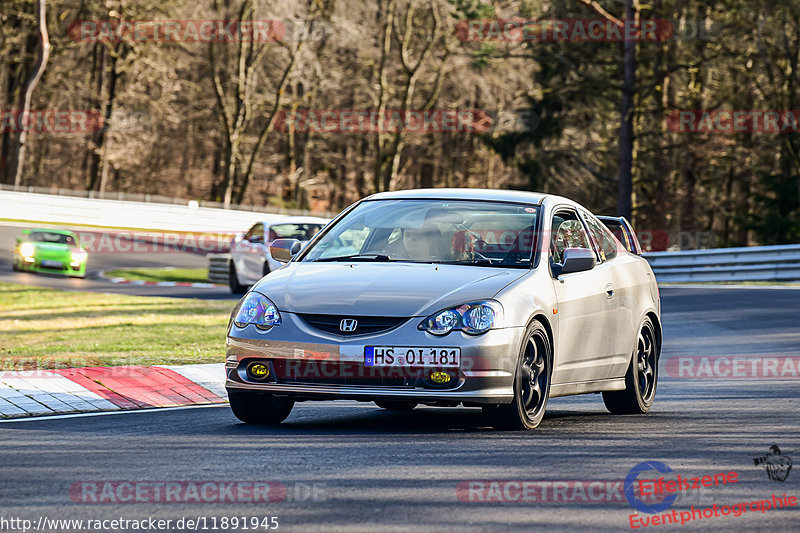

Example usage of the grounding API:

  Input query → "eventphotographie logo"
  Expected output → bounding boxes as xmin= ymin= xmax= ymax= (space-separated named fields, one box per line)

xmin=625 ymin=461 xmax=678 ymax=514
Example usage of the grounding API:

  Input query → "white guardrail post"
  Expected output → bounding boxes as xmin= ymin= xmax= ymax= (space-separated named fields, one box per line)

xmin=644 ymin=244 xmax=800 ymax=283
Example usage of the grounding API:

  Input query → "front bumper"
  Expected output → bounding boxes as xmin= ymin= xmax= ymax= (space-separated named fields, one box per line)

xmin=15 ymin=254 xmax=86 ymax=277
xmin=225 ymin=311 xmax=523 ymax=405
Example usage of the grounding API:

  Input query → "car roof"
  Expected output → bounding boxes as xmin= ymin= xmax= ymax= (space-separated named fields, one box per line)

xmin=29 ymin=228 xmax=78 ymax=237
xmin=365 ymin=188 xmax=548 ymax=205
xmin=256 ymin=216 xmax=330 ymax=226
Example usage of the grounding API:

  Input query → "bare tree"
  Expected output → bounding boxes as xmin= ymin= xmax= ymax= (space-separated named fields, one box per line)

xmin=209 ymin=0 xmax=319 ymax=208
xmin=12 ymin=0 xmax=50 ymax=186
xmin=575 ymin=0 xmax=633 ymax=219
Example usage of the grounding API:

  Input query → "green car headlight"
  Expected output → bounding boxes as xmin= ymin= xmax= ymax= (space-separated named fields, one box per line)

xmin=20 ymin=242 xmax=35 ymax=257
xmin=233 ymin=292 xmax=281 ymax=330
xmin=71 ymin=250 xmax=87 ymax=262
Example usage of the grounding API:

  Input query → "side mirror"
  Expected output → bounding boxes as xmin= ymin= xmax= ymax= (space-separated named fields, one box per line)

xmin=558 ymin=247 xmax=596 ymax=275
xmin=270 ymin=238 xmax=302 ymax=263
xmin=15 ymin=238 xmax=22 ymax=245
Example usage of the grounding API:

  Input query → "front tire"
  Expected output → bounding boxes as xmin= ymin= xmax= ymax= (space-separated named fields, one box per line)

xmin=603 ymin=316 xmax=659 ymax=414
xmin=483 ymin=320 xmax=552 ymax=430
xmin=374 ymin=401 xmax=418 ymax=411
xmin=228 ymin=262 xmax=247 ymax=294
xmin=228 ymin=391 xmax=294 ymax=424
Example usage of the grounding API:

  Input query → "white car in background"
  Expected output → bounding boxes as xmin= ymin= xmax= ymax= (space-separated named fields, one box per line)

xmin=229 ymin=217 xmax=329 ymax=293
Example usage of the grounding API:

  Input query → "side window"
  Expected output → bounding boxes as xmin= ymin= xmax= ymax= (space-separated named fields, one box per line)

xmin=245 ymin=224 xmax=264 ymax=244
xmin=550 ymin=210 xmax=591 ymax=264
xmin=583 ymin=213 xmax=618 ymax=261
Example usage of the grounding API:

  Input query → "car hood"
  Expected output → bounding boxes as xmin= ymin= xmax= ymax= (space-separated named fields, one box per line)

xmin=29 ymin=242 xmax=72 ymax=254
xmin=252 ymin=262 xmax=527 ymax=317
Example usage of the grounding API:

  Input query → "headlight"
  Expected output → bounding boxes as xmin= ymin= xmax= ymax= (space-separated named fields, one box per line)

xmin=71 ymin=250 xmax=87 ymax=262
xmin=418 ymin=300 xmax=503 ymax=336
xmin=233 ymin=292 xmax=281 ymax=329
xmin=20 ymin=242 xmax=35 ymax=257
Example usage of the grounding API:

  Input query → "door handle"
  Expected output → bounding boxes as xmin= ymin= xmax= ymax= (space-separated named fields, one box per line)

xmin=605 ymin=283 xmax=614 ymax=299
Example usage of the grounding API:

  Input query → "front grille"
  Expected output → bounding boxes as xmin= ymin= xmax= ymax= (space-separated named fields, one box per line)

xmin=297 ymin=314 xmax=408 ymax=336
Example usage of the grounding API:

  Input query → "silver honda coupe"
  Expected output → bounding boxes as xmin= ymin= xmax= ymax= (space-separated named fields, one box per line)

xmin=225 ymin=189 xmax=661 ymax=429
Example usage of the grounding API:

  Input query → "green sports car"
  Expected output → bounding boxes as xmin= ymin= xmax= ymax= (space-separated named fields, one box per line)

xmin=12 ymin=229 xmax=88 ymax=278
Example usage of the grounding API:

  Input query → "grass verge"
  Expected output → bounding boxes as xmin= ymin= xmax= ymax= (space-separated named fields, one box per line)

xmin=0 ymin=282 xmax=232 ymax=370
xmin=105 ymin=267 xmax=210 ymax=283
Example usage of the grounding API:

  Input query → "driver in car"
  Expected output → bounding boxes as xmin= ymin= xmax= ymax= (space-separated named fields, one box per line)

xmin=384 ymin=213 xmax=454 ymax=261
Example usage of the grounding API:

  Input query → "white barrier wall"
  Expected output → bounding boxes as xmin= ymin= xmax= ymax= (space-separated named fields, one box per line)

xmin=0 ymin=190 xmax=293 ymax=233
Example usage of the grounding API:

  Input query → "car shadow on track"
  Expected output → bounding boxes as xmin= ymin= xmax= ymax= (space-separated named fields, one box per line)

xmin=222 ymin=405 xmax=632 ymax=436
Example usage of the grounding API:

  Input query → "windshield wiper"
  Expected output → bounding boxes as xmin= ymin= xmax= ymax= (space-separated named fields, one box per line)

xmin=315 ymin=254 xmax=393 ymax=262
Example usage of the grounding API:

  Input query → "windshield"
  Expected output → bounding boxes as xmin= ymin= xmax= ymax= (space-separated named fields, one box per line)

xmin=29 ymin=231 xmax=76 ymax=246
xmin=268 ymin=223 xmax=324 ymax=241
xmin=301 ymin=199 xmax=539 ymax=268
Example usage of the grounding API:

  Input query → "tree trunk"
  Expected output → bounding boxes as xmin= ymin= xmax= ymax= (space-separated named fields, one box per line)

xmin=12 ymin=0 xmax=51 ymax=187
xmin=97 ymin=45 xmax=121 ymax=193
xmin=617 ymin=0 xmax=635 ymax=219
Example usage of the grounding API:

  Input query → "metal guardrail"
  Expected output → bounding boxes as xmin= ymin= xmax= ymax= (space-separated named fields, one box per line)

xmin=208 ymin=253 xmax=231 ymax=285
xmin=644 ymin=244 xmax=800 ymax=283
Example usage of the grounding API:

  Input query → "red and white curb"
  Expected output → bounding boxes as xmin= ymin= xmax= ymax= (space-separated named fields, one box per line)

xmin=0 ymin=363 xmax=227 ymax=419
xmin=99 ymin=271 xmax=222 ymax=288
xmin=105 ymin=278 xmax=221 ymax=288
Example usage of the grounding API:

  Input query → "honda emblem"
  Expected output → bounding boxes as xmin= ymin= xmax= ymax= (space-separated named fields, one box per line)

xmin=339 ymin=318 xmax=358 ymax=332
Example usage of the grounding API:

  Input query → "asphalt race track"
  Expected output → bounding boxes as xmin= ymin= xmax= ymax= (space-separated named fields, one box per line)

xmin=1 ymin=284 xmax=798 ymax=532
xmin=0 ymin=224 xmax=235 ymax=299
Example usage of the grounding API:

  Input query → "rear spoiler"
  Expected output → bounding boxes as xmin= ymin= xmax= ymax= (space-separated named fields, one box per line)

xmin=597 ymin=216 xmax=642 ymax=255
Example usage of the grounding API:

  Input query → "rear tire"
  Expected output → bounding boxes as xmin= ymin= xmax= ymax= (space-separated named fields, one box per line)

xmin=603 ymin=316 xmax=659 ymax=414
xmin=228 ymin=391 xmax=294 ymax=424
xmin=374 ymin=401 xmax=418 ymax=411
xmin=228 ymin=262 xmax=247 ymax=294
xmin=483 ymin=320 xmax=552 ymax=430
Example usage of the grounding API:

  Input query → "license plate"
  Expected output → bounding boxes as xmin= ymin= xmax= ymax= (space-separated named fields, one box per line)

xmin=41 ymin=260 xmax=63 ymax=269
xmin=365 ymin=346 xmax=461 ymax=367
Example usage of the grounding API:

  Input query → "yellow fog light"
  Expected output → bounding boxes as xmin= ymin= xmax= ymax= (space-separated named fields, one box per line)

xmin=246 ymin=361 xmax=270 ymax=381
xmin=430 ymin=371 xmax=452 ymax=384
